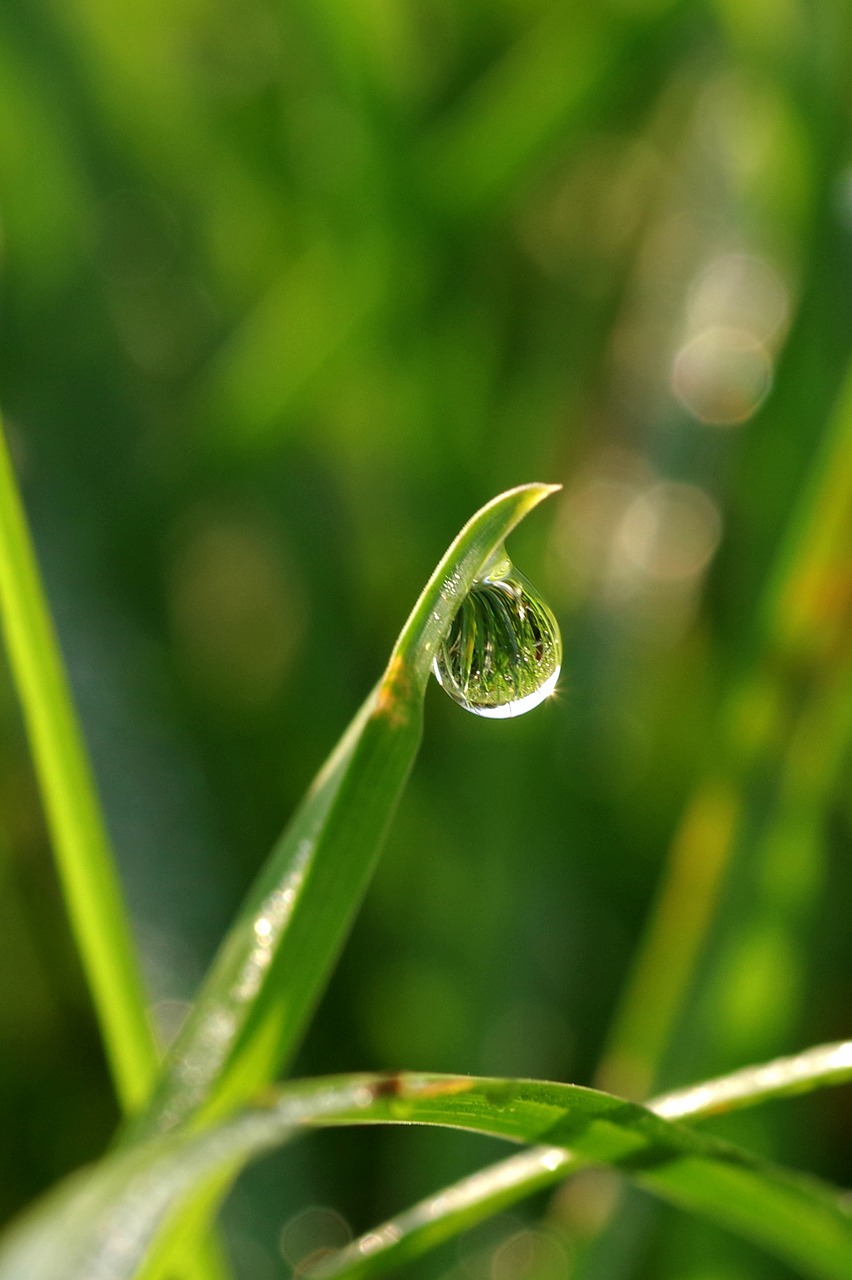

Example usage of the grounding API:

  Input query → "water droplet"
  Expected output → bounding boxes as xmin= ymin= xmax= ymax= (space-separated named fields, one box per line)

xmin=433 ymin=559 xmax=561 ymax=718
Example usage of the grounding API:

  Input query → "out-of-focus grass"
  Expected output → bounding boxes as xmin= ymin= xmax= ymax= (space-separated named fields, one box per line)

xmin=1 ymin=0 xmax=851 ymax=1277
xmin=599 ymin=359 xmax=852 ymax=1104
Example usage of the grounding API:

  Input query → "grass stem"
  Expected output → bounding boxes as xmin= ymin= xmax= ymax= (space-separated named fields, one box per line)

xmin=0 ymin=416 xmax=158 ymax=1111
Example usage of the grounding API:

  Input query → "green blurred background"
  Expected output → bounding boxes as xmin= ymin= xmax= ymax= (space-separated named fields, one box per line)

xmin=2 ymin=0 xmax=852 ymax=1276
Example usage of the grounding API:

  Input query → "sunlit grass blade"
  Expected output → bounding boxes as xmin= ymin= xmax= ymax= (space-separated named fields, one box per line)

xmin=314 ymin=1040 xmax=852 ymax=1279
xmin=314 ymin=1147 xmax=577 ymax=1280
xmin=0 ymin=416 xmax=158 ymax=1113
xmin=128 ymin=483 xmax=559 ymax=1143
xmin=0 ymin=415 xmax=230 ymax=1280
xmin=6 ymin=1056 xmax=852 ymax=1280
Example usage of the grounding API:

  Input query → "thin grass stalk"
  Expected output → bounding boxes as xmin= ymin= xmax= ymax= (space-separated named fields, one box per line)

xmin=0 ymin=416 xmax=158 ymax=1112
xmin=0 ymin=415 xmax=229 ymax=1280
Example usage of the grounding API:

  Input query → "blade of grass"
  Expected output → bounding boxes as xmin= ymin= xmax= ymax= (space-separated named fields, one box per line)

xmin=131 ymin=483 xmax=560 ymax=1280
xmin=128 ymin=483 xmax=561 ymax=1143
xmin=0 ymin=415 xmax=157 ymax=1114
xmin=312 ymin=1040 xmax=852 ymax=1280
xmin=316 ymin=1075 xmax=852 ymax=1280
xmin=5 ymin=1053 xmax=852 ymax=1280
xmin=0 ymin=414 xmax=230 ymax=1280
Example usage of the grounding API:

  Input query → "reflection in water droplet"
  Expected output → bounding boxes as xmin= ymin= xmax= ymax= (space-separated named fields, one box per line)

xmin=433 ymin=559 xmax=561 ymax=718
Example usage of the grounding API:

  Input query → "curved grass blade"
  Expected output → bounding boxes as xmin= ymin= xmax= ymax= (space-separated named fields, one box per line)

xmin=314 ymin=1073 xmax=852 ymax=1280
xmin=4 ymin=1060 xmax=852 ymax=1280
xmin=128 ymin=484 xmax=560 ymax=1143
xmin=314 ymin=1040 xmax=852 ymax=1279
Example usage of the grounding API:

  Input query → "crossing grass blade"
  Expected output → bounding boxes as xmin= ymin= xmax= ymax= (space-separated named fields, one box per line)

xmin=4 ymin=1057 xmax=852 ymax=1280
xmin=313 ymin=1041 xmax=852 ymax=1279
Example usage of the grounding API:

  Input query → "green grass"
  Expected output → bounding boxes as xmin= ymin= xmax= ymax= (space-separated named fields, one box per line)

xmin=2 ymin=460 xmax=852 ymax=1280
xmin=124 ymin=483 xmax=559 ymax=1145
xmin=0 ymin=414 xmax=158 ymax=1114
xmin=1 ymin=3 xmax=852 ymax=1278
xmin=5 ymin=1048 xmax=852 ymax=1280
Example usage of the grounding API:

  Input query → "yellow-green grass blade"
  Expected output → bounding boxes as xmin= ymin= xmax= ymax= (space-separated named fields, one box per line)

xmin=0 ymin=417 xmax=158 ymax=1115
xmin=0 ymin=416 xmax=230 ymax=1280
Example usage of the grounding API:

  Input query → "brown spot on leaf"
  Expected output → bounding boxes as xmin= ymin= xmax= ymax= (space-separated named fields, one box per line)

xmin=402 ymin=1076 xmax=475 ymax=1101
xmin=373 ymin=655 xmax=414 ymax=727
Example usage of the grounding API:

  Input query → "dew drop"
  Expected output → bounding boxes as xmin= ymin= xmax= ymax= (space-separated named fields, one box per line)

xmin=433 ymin=558 xmax=561 ymax=718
